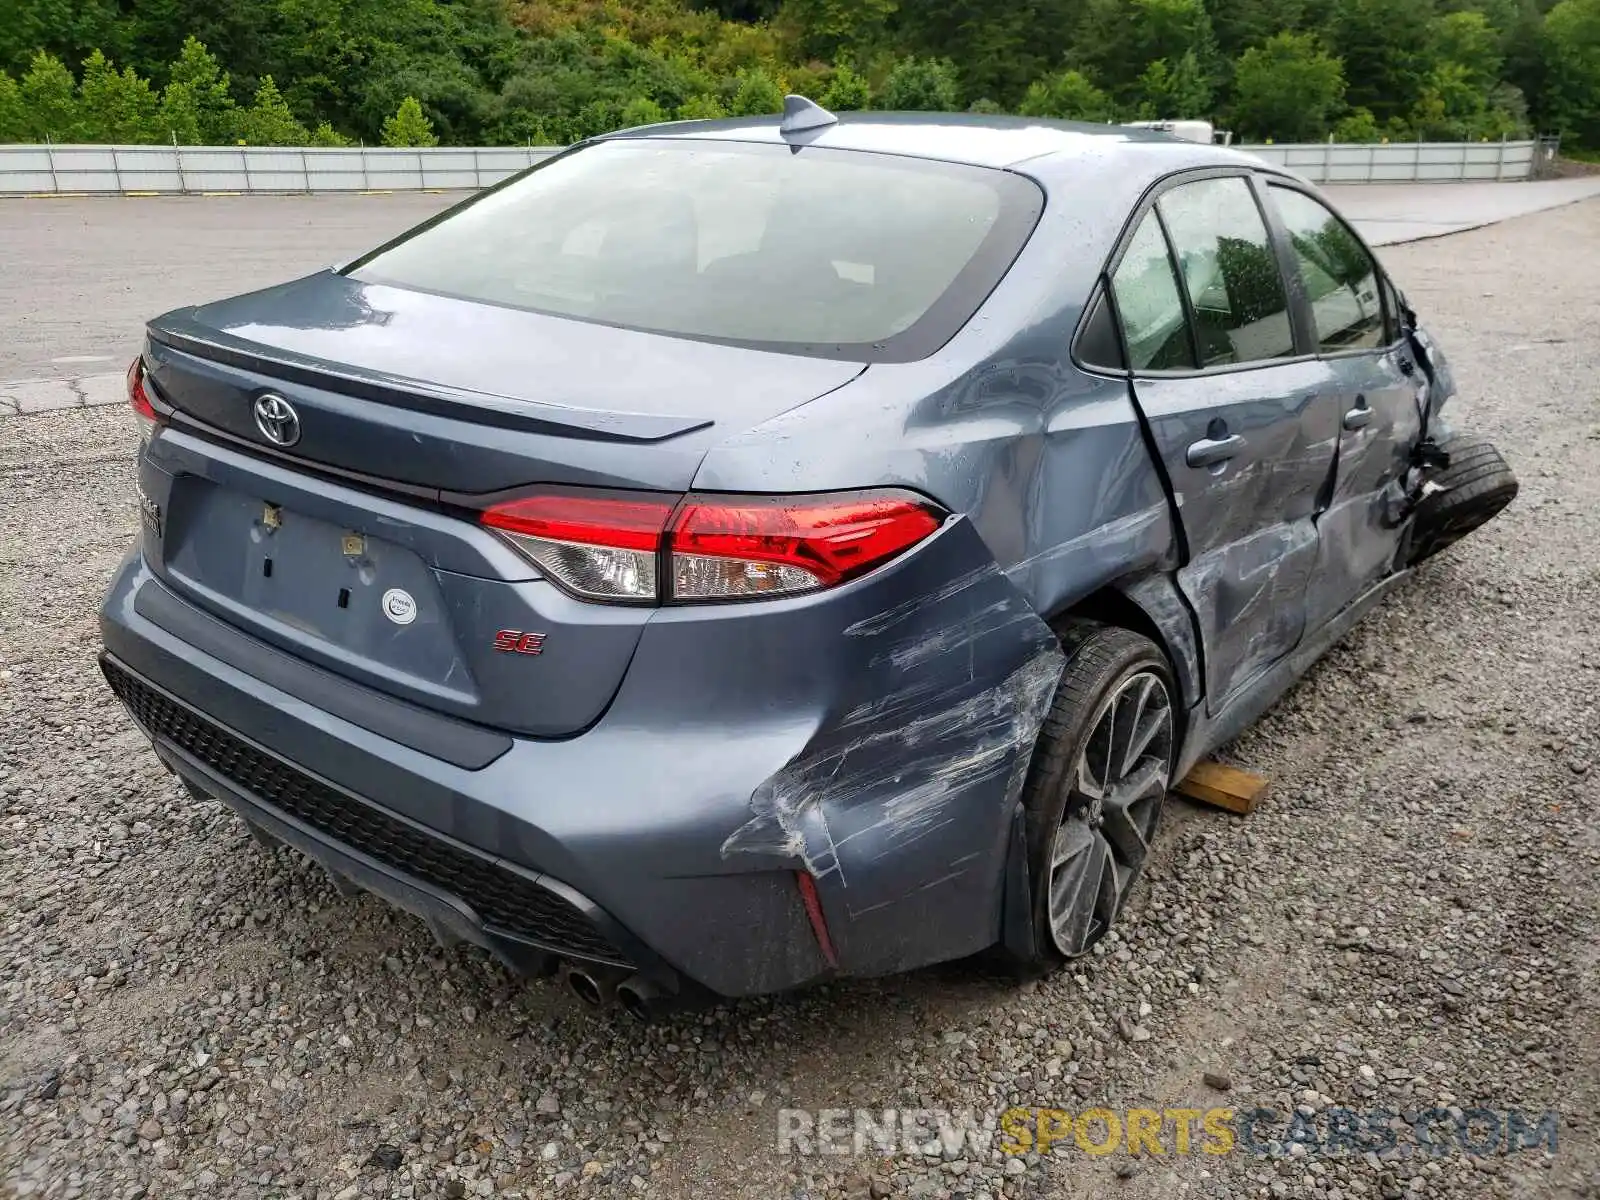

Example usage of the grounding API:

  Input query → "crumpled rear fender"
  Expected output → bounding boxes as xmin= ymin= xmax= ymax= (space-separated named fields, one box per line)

xmin=717 ymin=516 xmax=1064 ymax=977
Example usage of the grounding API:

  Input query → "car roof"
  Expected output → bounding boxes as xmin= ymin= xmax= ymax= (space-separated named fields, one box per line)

xmin=601 ymin=110 xmax=1263 ymax=178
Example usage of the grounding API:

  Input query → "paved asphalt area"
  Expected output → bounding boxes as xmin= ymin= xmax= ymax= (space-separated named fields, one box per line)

xmin=1 ymin=194 xmax=1598 ymax=1200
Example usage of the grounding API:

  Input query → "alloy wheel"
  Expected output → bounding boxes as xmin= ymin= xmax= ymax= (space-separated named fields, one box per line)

xmin=1047 ymin=669 xmax=1174 ymax=957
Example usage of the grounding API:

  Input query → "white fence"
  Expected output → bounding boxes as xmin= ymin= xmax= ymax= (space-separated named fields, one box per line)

xmin=1244 ymin=138 xmax=1544 ymax=182
xmin=0 ymin=144 xmax=563 ymax=195
xmin=0 ymin=138 xmax=1550 ymax=196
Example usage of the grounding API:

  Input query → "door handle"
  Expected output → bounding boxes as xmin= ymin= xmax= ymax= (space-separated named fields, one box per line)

xmin=1185 ymin=434 xmax=1244 ymax=468
xmin=1343 ymin=400 xmax=1374 ymax=431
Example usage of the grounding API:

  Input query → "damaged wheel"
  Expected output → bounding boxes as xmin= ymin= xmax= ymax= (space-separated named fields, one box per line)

xmin=1406 ymin=437 xmax=1518 ymax=566
xmin=1017 ymin=623 xmax=1175 ymax=965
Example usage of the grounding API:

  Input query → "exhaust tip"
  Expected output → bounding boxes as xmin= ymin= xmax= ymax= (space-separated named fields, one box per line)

xmin=566 ymin=968 xmax=604 ymax=1007
xmin=616 ymin=983 xmax=651 ymax=1023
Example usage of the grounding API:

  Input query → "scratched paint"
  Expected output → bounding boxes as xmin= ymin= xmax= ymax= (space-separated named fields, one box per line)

xmin=720 ymin=642 xmax=1064 ymax=905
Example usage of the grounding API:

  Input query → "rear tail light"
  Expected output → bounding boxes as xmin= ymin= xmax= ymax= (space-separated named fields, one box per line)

xmin=127 ymin=357 xmax=162 ymax=442
xmin=670 ymin=493 xmax=944 ymax=599
xmin=480 ymin=488 xmax=943 ymax=605
xmin=481 ymin=491 xmax=674 ymax=603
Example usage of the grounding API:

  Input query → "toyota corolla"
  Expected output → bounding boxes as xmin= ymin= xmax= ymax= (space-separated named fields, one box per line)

xmin=98 ymin=100 xmax=1517 ymax=1019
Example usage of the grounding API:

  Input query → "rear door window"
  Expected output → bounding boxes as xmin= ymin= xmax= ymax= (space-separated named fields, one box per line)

xmin=1267 ymin=184 xmax=1387 ymax=352
xmin=1157 ymin=177 xmax=1295 ymax=367
xmin=1110 ymin=213 xmax=1195 ymax=371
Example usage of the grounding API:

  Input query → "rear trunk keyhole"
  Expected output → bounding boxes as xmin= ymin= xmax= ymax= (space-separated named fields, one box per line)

xmin=262 ymin=558 xmax=273 ymax=578
xmin=337 ymin=588 xmax=350 ymax=609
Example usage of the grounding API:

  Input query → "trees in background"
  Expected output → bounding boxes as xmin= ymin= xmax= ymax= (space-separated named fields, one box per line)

xmin=1019 ymin=70 xmax=1116 ymax=120
xmin=877 ymin=58 xmax=963 ymax=111
xmin=233 ymin=76 xmax=308 ymax=145
xmin=14 ymin=51 xmax=79 ymax=142
xmin=382 ymin=96 xmax=439 ymax=146
xmin=0 ymin=0 xmax=1589 ymax=149
xmin=1231 ymin=33 xmax=1345 ymax=141
xmin=1542 ymin=0 xmax=1600 ymax=145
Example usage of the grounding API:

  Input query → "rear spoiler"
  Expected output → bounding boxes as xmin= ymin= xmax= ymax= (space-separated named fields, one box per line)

xmin=146 ymin=317 xmax=713 ymax=446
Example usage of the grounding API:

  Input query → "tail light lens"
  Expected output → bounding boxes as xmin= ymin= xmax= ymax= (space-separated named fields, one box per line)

xmin=481 ymin=491 xmax=675 ymax=603
xmin=127 ymin=357 xmax=162 ymax=442
xmin=480 ymin=488 xmax=943 ymax=605
xmin=670 ymin=493 xmax=944 ymax=599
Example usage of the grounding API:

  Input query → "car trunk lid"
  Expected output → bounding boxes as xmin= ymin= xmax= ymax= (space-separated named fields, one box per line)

xmin=137 ymin=273 xmax=867 ymax=738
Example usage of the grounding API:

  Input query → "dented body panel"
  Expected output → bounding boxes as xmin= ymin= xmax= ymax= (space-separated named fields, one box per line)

xmin=1124 ymin=362 xmax=1341 ymax=713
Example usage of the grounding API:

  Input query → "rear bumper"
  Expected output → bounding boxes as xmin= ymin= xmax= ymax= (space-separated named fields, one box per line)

xmin=99 ymin=523 xmax=1062 ymax=997
xmin=102 ymin=654 xmax=655 ymax=977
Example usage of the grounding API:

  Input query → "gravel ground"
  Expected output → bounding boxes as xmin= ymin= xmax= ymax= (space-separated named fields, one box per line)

xmin=2 ymin=199 xmax=1598 ymax=1200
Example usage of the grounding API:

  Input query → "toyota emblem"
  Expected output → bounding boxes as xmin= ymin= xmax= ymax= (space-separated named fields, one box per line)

xmin=253 ymin=393 xmax=301 ymax=447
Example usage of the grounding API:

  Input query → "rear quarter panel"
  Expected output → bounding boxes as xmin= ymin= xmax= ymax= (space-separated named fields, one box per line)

xmin=685 ymin=153 xmax=1198 ymax=971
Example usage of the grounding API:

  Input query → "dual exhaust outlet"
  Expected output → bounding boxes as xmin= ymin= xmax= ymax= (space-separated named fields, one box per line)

xmin=561 ymin=962 xmax=676 ymax=1022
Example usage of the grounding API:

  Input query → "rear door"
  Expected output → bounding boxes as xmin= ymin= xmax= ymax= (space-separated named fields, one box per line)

xmin=1106 ymin=173 xmax=1342 ymax=712
xmin=1260 ymin=181 xmax=1425 ymax=629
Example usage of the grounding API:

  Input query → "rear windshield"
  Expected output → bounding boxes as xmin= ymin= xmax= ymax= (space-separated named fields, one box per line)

xmin=344 ymin=138 xmax=1044 ymax=362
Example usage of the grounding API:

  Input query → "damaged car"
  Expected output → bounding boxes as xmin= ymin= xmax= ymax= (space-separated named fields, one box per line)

xmin=98 ymin=100 xmax=1518 ymax=1019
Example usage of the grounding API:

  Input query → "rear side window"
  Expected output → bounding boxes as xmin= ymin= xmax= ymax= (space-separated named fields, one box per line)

xmin=1268 ymin=185 xmax=1387 ymax=352
xmin=1110 ymin=213 xmax=1195 ymax=371
xmin=344 ymin=138 xmax=1044 ymax=362
xmin=1157 ymin=177 xmax=1294 ymax=367
xmin=1076 ymin=285 xmax=1127 ymax=370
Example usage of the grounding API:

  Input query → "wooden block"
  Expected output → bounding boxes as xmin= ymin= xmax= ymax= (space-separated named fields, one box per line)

xmin=1174 ymin=761 xmax=1269 ymax=815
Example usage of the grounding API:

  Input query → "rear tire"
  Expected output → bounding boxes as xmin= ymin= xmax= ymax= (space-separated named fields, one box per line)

xmin=1014 ymin=622 xmax=1176 ymax=970
xmin=1406 ymin=438 xmax=1518 ymax=566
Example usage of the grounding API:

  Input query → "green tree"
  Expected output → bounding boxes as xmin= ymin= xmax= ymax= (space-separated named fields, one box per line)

xmin=309 ymin=120 xmax=352 ymax=145
xmin=0 ymin=0 xmax=121 ymax=77
xmin=1410 ymin=59 xmax=1529 ymax=135
xmin=967 ymin=96 xmax=1004 ymax=112
xmin=1502 ymin=1 xmax=1550 ymax=125
xmin=1328 ymin=0 xmax=1440 ymax=122
xmin=819 ymin=62 xmax=871 ymax=109
xmin=1231 ymin=33 xmax=1347 ymax=140
xmin=1209 ymin=0 xmax=1309 ymax=61
xmin=235 ymin=75 xmax=309 ymax=145
xmin=1543 ymin=0 xmax=1600 ymax=145
xmin=484 ymin=27 xmax=718 ymax=145
xmin=728 ymin=66 xmax=784 ymax=114
xmin=1487 ymin=80 xmax=1529 ymax=131
xmin=1018 ymin=68 xmax=1116 ymax=119
xmin=1134 ymin=49 xmax=1214 ymax=117
xmin=779 ymin=0 xmax=896 ymax=60
xmin=1410 ymin=60 xmax=1486 ymax=135
xmin=878 ymin=56 xmax=962 ymax=110
xmin=1073 ymin=0 xmax=1221 ymax=107
xmin=0 ymin=72 xmax=23 ymax=141
xmin=167 ymin=37 xmax=235 ymax=143
xmin=620 ymin=95 xmax=668 ymax=125
xmin=1432 ymin=10 xmax=1503 ymax=84
xmin=382 ymin=95 xmax=440 ymax=145
xmin=0 ymin=0 xmax=1565 ymax=151
xmin=677 ymin=92 xmax=729 ymax=118
xmin=1332 ymin=105 xmax=1383 ymax=140
xmin=76 ymin=49 xmax=161 ymax=142
xmin=890 ymin=0 xmax=1072 ymax=107
xmin=18 ymin=51 xmax=79 ymax=141
xmin=692 ymin=0 xmax=784 ymax=17
xmin=158 ymin=81 xmax=203 ymax=143
xmin=354 ymin=56 xmax=491 ymax=147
